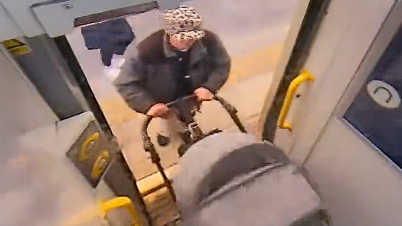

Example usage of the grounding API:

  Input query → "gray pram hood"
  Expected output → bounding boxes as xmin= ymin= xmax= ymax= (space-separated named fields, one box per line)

xmin=173 ymin=132 xmax=324 ymax=226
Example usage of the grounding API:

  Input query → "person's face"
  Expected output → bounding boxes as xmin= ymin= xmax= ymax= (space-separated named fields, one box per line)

xmin=169 ymin=36 xmax=195 ymax=51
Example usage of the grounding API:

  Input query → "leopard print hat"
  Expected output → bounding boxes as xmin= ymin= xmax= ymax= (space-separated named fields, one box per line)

xmin=164 ymin=6 xmax=205 ymax=41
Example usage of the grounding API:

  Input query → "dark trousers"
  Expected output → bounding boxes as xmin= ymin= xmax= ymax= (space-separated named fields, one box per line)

xmin=100 ymin=44 xmax=128 ymax=66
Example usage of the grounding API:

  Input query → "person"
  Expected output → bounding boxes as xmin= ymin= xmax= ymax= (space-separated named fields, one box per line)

xmin=114 ymin=6 xmax=231 ymax=147
xmin=81 ymin=18 xmax=135 ymax=81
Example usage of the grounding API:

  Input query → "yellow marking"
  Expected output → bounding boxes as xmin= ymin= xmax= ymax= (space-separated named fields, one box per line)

xmin=91 ymin=150 xmax=111 ymax=179
xmin=79 ymin=132 xmax=100 ymax=162
xmin=227 ymin=44 xmax=283 ymax=85
xmin=97 ymin=93 xmax=139 ymax=126
xmin=277 ymin=70 xmax=314 ymax=131
xmin=2 ymin=38 xmax=31 ymax=56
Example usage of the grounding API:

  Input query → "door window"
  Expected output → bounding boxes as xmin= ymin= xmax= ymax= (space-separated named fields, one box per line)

xmin=344 ymin=23 xmax=402 ymax=169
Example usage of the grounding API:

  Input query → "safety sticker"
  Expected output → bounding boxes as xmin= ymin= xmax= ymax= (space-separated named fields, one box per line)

xmin=2 ymin=38 xmax=31 ymax=56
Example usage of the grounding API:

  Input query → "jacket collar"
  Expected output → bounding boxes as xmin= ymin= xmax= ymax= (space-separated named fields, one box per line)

xmin=163 ymin=34 xmax=207 ymax=66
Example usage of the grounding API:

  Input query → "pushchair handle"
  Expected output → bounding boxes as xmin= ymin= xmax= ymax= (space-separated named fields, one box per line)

xmin=141 ymin=95 xmax=246 ymax=142
xmin=166 ymin=94 xmax=197 ymax=108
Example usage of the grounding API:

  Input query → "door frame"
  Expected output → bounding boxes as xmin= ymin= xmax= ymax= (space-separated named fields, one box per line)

xmin=332 ymin=1 xmax=402 ymax=170
xmin=260 ymin=0 xmax=330 ymax=142
xmin=274 ymin=0 xmax=399 ymax=165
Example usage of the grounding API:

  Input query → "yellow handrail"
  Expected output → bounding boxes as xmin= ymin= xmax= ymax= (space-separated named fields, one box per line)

xmin=99 ymin=197 xmax=142 ymax=226
xmin=63 ymin=197 xmax=141 ymax=226
xmin=277 ymin=70 xmax=314 ymax=131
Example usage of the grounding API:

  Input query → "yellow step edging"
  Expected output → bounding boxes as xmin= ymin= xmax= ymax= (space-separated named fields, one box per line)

xmin=136 ymin=164 xmax=180 ymax=197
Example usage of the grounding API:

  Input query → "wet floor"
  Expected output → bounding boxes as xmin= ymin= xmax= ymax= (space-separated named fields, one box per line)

xmin=67 ymin=0 xmax=298 ymax=178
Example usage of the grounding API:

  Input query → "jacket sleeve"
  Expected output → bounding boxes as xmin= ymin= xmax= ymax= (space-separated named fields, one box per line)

xmin=113 ymin=45 xmax=157 ymax=114
xmin=201 ymin=33 xmax=231 ymax=93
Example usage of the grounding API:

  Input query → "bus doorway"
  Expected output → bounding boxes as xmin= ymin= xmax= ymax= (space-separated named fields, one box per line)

xmin=66 ymin=0 xmax=298 ymax=180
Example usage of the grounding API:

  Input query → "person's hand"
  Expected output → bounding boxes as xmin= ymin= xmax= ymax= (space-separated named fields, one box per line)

xmin=147 ymin=103 xmax=169 ymax=117
xmin=194 ymin=87 xmax=214 ymax=101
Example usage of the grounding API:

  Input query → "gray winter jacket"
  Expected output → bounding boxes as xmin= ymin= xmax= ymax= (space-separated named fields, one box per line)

xmin=113 ymin=29 xmax=231 ymax=114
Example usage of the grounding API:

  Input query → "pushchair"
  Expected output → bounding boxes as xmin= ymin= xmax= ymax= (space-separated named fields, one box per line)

xmin=141 ymin=95 xmax=331 ymax=226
